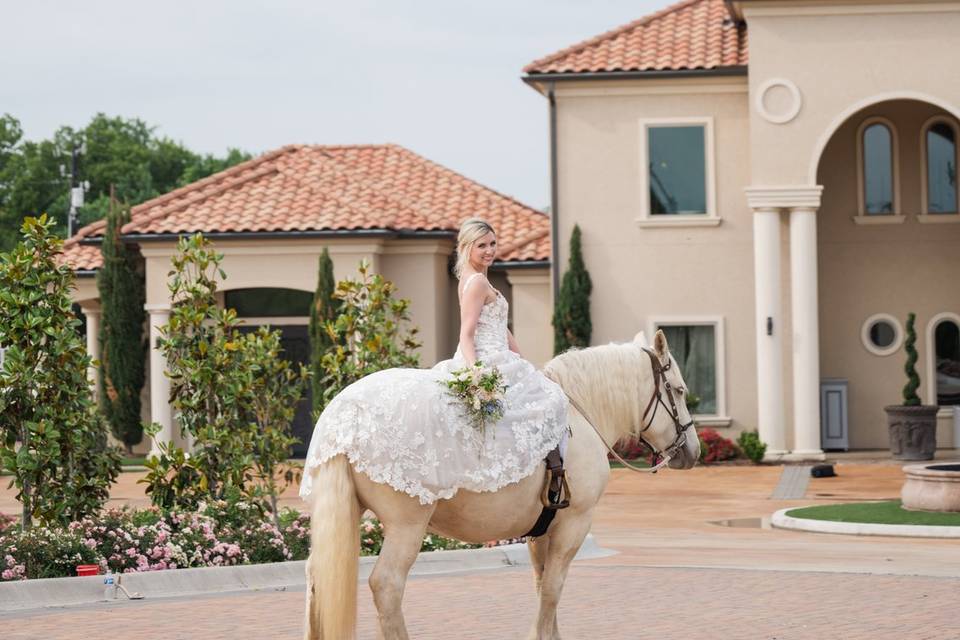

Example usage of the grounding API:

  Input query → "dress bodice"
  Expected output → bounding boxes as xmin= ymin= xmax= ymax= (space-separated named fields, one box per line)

xmin=457 ymin=273 xmax=509 ymax=360
xmin=473 ymin=292 xmax=509 ymax=358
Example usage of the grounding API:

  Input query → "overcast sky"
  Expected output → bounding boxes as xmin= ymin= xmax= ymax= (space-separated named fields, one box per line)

xmin=2 ymin=1 xmax=667 ymax=208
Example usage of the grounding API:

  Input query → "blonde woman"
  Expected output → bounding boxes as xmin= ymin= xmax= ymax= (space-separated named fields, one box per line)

xmin=300 ymin=218 xmax=569 ymax=505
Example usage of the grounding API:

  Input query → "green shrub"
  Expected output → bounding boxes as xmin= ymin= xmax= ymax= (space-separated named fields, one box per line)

xmin=736 ymin=430 xmax=767 ymax=464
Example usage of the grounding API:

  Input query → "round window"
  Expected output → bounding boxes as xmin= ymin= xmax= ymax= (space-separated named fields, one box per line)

xmin=861 ymin=314 xmax=903 ymax=356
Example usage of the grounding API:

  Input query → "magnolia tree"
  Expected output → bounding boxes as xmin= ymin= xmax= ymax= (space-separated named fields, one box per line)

xmin=0 ymin=215 xmax=121 ymax=532
xmin=142 ymin=233 xmax=307 ymax=518
xmin=317 ymin=259 xmax=421 ymax=410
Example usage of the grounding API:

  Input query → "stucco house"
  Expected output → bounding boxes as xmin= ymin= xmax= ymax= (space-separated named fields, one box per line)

xmin=523 ymin=0 xmax=960 ymax=458
xmin=62 ymin=144 xmax=554 ymax=455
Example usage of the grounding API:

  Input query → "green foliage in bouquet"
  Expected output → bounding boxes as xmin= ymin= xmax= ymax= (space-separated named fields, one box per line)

xmin=0 ymin=215 xmax=121 ymax=533
xmin=318 ymin=259 xmax=421 ymax=410
xmin=440 ymin=362 xmax=507 ymax=438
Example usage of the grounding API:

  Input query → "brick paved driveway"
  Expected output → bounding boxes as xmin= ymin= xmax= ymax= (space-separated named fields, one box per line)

xmin=3 ymin=462 xmax=959 ymax=638
xmin=4 ymin=563 xmax=955 ymax=639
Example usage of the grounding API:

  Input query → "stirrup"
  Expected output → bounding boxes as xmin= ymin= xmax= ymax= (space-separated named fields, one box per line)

xmin=540 ymin=467 xmax=571 ymax=510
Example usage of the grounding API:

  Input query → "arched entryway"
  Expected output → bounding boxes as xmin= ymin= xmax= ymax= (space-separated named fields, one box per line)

xmin=815 ymin=98 xmax=960 ymax=448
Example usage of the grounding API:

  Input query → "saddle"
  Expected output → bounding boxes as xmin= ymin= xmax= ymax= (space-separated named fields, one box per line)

xmin=523 ymin=445 xmax=571 ymax=538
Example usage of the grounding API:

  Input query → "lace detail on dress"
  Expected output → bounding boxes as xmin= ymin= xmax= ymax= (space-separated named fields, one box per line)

xmin=300 ymin=279 xmax=569 ymax=504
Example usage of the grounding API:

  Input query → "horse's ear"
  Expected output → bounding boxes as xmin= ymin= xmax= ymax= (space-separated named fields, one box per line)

xmin=633 ymin=331 xmax=648 ymax=346
xmin=654 ymin=329 xmax=670 ymax=360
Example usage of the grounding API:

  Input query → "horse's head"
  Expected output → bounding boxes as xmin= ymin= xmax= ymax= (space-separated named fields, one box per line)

xmin=634 ymin=330 xmax=701 ymax=470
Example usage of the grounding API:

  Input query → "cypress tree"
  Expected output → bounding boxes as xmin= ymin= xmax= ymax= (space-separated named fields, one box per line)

xmin=902 ymin=312 xmax=921 ymax=406
xmin=552 ymin=224 xmax=593 ymax=354
xmin=97 ymin=196 xmax=146 ymax=453
xmin=309 ymin=248 xmax=337 ymax=418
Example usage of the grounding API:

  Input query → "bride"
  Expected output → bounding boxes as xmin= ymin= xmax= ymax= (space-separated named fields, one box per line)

xmin=300 ymin=218 xmax=569 ymax=505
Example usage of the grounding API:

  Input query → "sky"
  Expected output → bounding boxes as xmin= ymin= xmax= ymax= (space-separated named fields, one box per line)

xmin=1 ymin=0 xmax=668 ymax=209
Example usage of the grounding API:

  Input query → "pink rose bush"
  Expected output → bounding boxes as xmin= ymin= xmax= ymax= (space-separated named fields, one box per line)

xmin=0 ymin=491 xmax=479 ymax=581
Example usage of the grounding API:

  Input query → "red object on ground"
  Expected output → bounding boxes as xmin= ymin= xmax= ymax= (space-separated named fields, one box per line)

xmin=75 ymin=564 xmax=99 ymax=577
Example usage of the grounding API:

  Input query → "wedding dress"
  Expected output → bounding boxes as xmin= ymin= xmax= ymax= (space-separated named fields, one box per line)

xmin=300 ymin=273 xmax=569 ymax=505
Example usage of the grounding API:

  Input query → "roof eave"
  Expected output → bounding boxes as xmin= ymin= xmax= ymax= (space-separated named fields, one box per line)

xmin=79 ymin=228 xmax=460 ymax=245
xmin=523 ymin=65 xmax=748 ymax=89
xmin=492 ymin=259 xmax=550 ymax=269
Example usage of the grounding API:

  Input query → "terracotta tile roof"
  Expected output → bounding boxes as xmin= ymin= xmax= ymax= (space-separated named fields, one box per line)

xmin=60 ymin=144 xmax=551 ymax=270
xmin=524 ymin=0 xmax=747 ymax=75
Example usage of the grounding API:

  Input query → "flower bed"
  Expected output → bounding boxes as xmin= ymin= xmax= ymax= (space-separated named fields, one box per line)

xmin=0 ymin=495 xmax=479 ymax=581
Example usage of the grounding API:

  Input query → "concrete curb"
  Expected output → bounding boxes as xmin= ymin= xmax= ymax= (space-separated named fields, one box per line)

xmin=0 ymin=534 xmax=614 ymax=612
xmin=771 ymin=508 xmax=960 ymax=538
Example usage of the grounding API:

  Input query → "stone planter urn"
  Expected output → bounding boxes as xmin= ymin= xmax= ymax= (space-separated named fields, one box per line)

xmin=886 ymin=405 xmax=939 ymax=461
xmin=902 ymin=463 xmax=960 ymax=512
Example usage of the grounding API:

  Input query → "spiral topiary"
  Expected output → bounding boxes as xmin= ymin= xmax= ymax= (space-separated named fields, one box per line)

xmin=902 ymin=312 xmax=921 ymax=406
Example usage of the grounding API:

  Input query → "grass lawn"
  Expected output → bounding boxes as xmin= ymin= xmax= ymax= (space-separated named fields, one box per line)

xmin=787 ymin=500 xmax=960 ymax=526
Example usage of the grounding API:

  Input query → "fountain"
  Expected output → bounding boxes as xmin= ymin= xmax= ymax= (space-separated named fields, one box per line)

xmin=901 ymin=463 xmax=960 ymax=512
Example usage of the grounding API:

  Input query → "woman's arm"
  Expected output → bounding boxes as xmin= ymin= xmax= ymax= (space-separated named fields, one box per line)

xmin=507 ymin=328 xmax=521 ymax=357
xmin=458 ymin=277 xmax=488 ymax=366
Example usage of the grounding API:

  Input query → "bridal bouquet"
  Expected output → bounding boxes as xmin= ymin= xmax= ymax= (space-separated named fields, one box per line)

xmin=441 ymin=361 xmax=507 ymax=437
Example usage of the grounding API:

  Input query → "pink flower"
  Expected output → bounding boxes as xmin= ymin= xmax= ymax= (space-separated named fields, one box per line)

xmin=2 ymin=569 xmax=11 ymax=580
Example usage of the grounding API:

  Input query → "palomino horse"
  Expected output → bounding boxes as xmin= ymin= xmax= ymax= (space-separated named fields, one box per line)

xmin=303 ymin=330 xmax=700 ymax=639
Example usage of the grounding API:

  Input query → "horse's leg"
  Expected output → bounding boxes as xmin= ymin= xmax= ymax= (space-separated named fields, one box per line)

xmin=369 ymin=506 xmax=434 ymax=640
xmin=527 ymin=535 xmax=550 ymax=595
xmin=526 ymin=513 xmax=592 ymax=640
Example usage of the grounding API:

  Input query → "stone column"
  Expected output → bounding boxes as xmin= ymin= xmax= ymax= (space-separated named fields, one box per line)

xmin=145 ymin=303 xmax=172 ymax=458
xmin=750 ymin=207 xmax=788 ymax=457
xmin=789 ymin=206 xmax=825 ymax=460
xmin=80 ymin=303 xmax=101 ymax=396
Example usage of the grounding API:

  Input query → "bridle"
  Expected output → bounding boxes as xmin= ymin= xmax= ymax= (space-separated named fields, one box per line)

xmin=551 ymin=346 xmax=696 ymax=474
xmin=636 ymin=347 xmax=695 ymax=468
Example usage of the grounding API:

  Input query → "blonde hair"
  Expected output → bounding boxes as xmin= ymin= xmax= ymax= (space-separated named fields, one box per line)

xmin=454 ymin=218 xmax=496 ymax=279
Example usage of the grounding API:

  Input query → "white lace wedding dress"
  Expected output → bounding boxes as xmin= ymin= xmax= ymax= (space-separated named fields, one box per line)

xmin=299 ymin=276 xmax=569 ymax=505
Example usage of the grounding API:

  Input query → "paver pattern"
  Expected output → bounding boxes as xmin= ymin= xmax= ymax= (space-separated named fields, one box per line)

xmin=3 ymin=457 xmax=959 ymax=638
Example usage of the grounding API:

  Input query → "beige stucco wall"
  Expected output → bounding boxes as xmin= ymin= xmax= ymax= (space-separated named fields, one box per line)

xmin=742 ymin=0 xmax=960 ymax=185
xmin=816 ymin=99 xmax=960 ymax=448
xmin=506 ymin=268 xmax=553 ymax=368
xmin=552 ymin=76 xmax=757 ymax=430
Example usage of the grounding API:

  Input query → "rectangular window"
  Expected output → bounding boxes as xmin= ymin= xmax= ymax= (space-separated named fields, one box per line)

xmin=649 ymin=316 xmax=726 ymax=419
xmin=637 ymin=118 xmax=718 ymax=228
xmin=648 ymin=126 xmax=707 ymax=215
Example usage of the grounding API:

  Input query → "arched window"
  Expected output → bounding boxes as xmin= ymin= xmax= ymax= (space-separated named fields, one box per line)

xmin=924 ymin=119 xmax=959 ymax=214
xmin=861 ymin=122 xmax=895 ymax=214
xmin=935 ymin=318 xmax=960 ymax=406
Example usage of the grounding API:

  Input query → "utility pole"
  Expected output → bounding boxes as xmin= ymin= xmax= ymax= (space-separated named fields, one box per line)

xmin=66 ymin=142 xmax=88 ymax=238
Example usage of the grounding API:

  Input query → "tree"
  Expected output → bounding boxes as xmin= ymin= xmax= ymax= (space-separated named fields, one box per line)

xmin=309 ymin=248 xmax=338 ymax=418
xmin=0 ymin=215 xmax=121 ymax=531
xmin=903 ymin=312 xmax=921 ymax=406
xmin=141 ymin=234 xmax=258 ymax=510
xmin=241 ymin=327 xmax=309 ymax=526
xmin=552 ymin=225 xmax=593 ymax=354
xmin=318 ymin=260 xmax=421 ymax=410
xmin=0 ymin=112 xmax=252 ymax=251
xmin=97 ymin=195 xmax=146 ymax=453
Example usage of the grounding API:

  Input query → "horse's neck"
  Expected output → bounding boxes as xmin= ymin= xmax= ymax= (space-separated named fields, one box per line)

xmin=546 ymin=344 xmax=649 ymax=447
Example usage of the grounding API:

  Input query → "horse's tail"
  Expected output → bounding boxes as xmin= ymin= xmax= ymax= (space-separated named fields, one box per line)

xmin=304 ymin=455 xmax=360 ymax=640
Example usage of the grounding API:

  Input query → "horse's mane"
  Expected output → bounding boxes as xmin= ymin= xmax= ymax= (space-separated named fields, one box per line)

xmin=543 ymin=342 xmax=647 ymax=445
